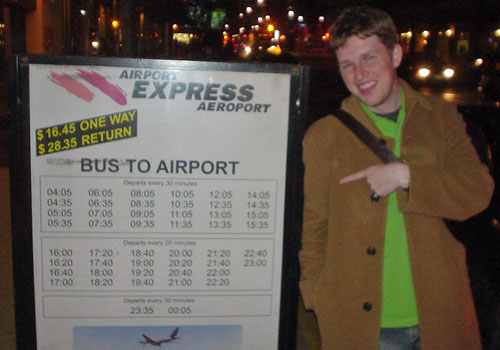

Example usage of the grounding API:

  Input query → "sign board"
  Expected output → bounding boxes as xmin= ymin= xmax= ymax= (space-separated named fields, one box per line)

xmin=8 ymin=55 xmax=308 ymax=350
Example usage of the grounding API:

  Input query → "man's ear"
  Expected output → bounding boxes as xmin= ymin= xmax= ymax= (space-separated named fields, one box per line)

xmin=392 ymin=43 xmax=403 ymax=68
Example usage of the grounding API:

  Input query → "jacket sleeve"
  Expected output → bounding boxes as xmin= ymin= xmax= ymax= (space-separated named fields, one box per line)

xmin=398 ymin=102 xmax=494 ymax=221
xmin=299 ymin=118 xmax=332 ymax=310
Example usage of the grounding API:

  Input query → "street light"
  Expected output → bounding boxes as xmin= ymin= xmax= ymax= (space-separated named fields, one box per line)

xmin=287 ymin=10 xmax=295 ymax=21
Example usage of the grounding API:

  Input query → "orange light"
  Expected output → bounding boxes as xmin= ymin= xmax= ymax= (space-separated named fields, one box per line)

xmin=325 ymin=32 xmax=330 ymax=40
xmin=172 ymin=24 xmax=178 ymax=31
xmin=111 ymin=20 xmax=119 ymax=29
xmin=267 ymin=24 xmax=274 ymax=32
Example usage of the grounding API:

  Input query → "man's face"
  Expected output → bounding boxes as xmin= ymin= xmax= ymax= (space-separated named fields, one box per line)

xmin=336 ymin=35 xmax=403 ymax=114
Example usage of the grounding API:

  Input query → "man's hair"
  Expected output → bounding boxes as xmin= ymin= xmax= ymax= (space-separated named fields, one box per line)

xmin=329 ymin=6 xmax=399 ymax=51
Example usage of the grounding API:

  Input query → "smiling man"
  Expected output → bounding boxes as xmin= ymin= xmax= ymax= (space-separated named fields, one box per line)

xmin=299 ymin=6 xmax=494 ymax=350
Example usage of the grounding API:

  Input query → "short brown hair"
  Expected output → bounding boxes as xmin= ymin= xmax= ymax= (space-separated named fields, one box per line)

xmin=329 ymin=6 xmax=399 ymax=51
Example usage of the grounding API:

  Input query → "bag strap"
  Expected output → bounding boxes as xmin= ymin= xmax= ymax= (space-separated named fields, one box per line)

xmin=334 ymin=109 xmax=402 ymax=164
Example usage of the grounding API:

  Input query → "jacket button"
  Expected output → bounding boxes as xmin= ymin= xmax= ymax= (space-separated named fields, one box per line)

xmin=363 ymin=302 xmax=373 ymax=311
xmin=379 ymin=138 xmax=387 ymax=145
xmin=367 ymin=247 xmax=376 ymax=255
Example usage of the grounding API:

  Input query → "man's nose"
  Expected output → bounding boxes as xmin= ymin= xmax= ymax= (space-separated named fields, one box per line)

xmin=355 ymin=64 xmax=367 ymax=81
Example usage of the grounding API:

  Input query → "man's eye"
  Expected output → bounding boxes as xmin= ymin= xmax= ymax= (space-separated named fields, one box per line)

xmin=341 ymin=64 xmax=353 ymax=71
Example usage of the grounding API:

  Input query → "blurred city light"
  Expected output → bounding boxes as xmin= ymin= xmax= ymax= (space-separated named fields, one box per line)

xmin=417 ymin=68 xmax=431 ymax=78
xmin=267 ymin=45 xmax=282 ymax=55
xmin=273 ymin=30 xmax=280 ymax=41
xmin=443 ymin=68 xmax=455 ymax=79
xmin=55 ymin=0 xmax=500 ymax=62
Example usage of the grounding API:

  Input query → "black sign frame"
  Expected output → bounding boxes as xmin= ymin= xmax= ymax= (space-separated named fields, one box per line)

xmin=8 ymin=54 xmax=309 ymax=350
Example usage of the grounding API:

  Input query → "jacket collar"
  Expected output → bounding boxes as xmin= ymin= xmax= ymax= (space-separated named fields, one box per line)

xmin=339 ymin=78 xmax=431 ymax=137
xmin=399 ymin=79 xmax=432 ymax=111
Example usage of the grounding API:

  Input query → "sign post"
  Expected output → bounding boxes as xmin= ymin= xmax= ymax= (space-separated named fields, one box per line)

xmin=9 ymin=55 xmax=308 ymax=350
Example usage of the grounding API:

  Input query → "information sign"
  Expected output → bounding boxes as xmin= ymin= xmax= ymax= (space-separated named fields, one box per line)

xmin=9 ymin=55 xmax=308 ymax=350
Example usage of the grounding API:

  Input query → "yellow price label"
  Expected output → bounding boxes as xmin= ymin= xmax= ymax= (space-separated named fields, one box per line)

xmin=37 ymin=129 xmax=44 ymax=142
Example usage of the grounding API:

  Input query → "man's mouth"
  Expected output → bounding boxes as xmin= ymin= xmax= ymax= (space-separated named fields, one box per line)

xmin=358 ymin=80 xmax=376 ymax=94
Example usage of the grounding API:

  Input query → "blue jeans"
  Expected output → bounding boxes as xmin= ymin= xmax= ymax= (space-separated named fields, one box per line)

xmin=379 ymin=325 xmax=421 ymax=350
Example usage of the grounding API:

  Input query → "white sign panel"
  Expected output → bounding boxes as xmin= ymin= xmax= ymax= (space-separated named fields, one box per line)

xmin=27 ymin=61 xmax=293 ymax=350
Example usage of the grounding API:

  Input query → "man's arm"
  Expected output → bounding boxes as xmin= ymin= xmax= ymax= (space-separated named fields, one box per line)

xmin=400 ymin=103 xmax=493 ymax=220
xmin=299 ymin=119 xmax=332 ymax=310
xmin=337 ymin=103 xmax=493 ymax=220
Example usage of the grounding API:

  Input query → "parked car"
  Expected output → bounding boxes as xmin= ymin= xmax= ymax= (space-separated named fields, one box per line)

xmin=399 ymin=53 xmax=475 ymax=87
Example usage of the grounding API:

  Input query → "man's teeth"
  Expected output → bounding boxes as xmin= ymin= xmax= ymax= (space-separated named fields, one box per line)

xmin=359 ymin=81 xmax=376 ymax=90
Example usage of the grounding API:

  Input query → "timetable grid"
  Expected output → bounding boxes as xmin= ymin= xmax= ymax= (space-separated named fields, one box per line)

xmin=40 ymin=176 xmax=278 ymax=234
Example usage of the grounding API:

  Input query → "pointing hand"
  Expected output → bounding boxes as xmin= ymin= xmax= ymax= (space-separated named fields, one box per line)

xmin=339 ymin=163 xmax=410 ymax=197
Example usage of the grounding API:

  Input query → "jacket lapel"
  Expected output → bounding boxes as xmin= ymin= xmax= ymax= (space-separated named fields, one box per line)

xmin=340 ymin=95 xmax=385 ymax=139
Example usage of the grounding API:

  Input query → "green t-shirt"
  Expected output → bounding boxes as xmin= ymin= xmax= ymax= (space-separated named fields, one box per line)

xmin=360 ymin=95 xmax=419 ymax=328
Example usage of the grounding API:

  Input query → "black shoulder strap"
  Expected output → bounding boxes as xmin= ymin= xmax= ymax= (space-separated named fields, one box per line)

xmin=334 ymin=109 xmax=401 ymax=164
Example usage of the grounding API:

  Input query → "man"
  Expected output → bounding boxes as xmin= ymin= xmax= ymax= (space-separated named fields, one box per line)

xmin=299 ymin=6 xmax=494 ymax=350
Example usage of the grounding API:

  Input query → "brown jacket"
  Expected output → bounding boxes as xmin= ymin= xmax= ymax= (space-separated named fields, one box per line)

xmin=299 ymin=80 xmax=494 ymax=350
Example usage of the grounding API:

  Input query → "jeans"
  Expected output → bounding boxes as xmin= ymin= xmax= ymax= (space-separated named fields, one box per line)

xmin=379 ymin=325 xmax=421 ymax=350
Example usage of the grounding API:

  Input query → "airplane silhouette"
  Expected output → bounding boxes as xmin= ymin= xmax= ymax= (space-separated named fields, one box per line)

xmin=140 ymin=327 xmax=180 ymax=346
